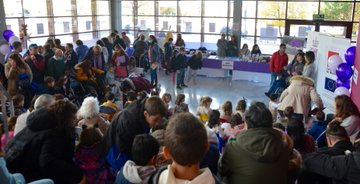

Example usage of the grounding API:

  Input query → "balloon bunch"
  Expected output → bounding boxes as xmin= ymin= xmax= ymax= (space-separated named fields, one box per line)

xmin=0 ymin=30 xmax=20 ymax=56
xmin=327 ymin=46 xmax=356 ymax=96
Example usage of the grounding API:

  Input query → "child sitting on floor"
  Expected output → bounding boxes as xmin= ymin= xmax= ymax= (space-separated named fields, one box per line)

xmin=196 ymin=96 xmax=213 ymax=123
xmin=173 ymin=94 xmax=189 ymax=114
xmin=220 ymin=101 xmax=232 ymax=123
xmin=115 ymin=134 xmax=160 ymax=184
xmin=235 ymin=98 xmax=247 ymax=119
xmin=224 ymin=113 xmax=244 ymax=141
xmin=12 ymin=95 xmax=26 ymax=116
xmin=268 ymin=94 xmax=279 ymax=123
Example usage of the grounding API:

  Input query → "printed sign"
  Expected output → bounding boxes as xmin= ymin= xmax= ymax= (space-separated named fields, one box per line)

xmin=222 ymin=60 xmax=234 ymax=70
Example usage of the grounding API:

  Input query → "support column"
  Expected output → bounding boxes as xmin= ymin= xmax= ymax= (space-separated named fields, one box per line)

xmin=46 ymin=0 xmax=55 ymax=37
xmin=71 ymin=0 xmax=79 ymax=41
xmin=233 ymin=0 xmax=241 ymax=49
xmin=110 ymin=0 xmax=122 ymax=32
xmin=91 ymin=0 xmax=97 ymax=38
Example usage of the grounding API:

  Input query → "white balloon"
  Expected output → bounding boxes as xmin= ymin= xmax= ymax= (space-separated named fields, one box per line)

xmin=9 ymin=36 xmax=20 ymax=45
xmin=334 ymin=86 xmax=350 ymax=96
xmin=0 ymin=44 xmax=10 ymax=55
xmin=328 ymin=55 xmax=343 ymax=74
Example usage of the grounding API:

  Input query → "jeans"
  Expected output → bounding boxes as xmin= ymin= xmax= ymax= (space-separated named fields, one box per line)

xmin=187 ymin=68 xmax=198 ymax=83
xmin=267 ymin=79 xmax=286 ymax=95
xmin=270 ymin=72 xmax=279 ymax=86
xmin=177 ymin=69 xmax=185 ymax=86
xmin=150 ymin=68 xmax=157 ymax=86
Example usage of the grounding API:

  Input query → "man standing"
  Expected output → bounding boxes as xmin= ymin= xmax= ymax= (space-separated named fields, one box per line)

xmin=220 ymin=102 xmax=289 ymax=184
xmin=270 ymin=43 xmax=288 ymax=85
xmin=24 ymin=44 xmax=45 ymax=85
xmin=163 ymin=38 xmax=173 ymax=75
xmin=4 ymin=41 xmax=22 ymax=63
xmin=121 ymin=32 xmax=131 ymax=48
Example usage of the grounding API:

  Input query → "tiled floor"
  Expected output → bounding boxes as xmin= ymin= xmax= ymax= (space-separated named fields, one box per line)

xmin=152 ymin=70 xmax=270 ymax=114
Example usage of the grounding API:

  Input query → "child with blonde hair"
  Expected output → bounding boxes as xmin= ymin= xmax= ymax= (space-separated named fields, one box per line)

xmin=196 ymin=96 xmax=213 ymax=123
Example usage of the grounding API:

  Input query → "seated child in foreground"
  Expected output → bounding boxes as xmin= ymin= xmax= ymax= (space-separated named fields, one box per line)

xmin=115 ymin=134 xmax=160 ymax=184
xmin=156 ymin=113 xmax=219 ymax=184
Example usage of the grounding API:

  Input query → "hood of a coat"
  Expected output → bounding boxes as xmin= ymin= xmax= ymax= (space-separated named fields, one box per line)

xmin=26 ymin=108 xmax=56 ymax=132
xmin=290 ymin=75 xmax=314 ymax=87
xmin=236 ymin=128 xmax=287 ymax=163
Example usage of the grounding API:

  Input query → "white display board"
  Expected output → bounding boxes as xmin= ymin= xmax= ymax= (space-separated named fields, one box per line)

xmin=306 ymin=31 xmax=351 ymax=113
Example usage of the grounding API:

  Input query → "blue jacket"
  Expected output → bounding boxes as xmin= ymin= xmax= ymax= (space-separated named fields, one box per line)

xmin=308 ymin=120 xmax=328 ymax=146
xmin=76 ymin=45 xmax=89 ymax=63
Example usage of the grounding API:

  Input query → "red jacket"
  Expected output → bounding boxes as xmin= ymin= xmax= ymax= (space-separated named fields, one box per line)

xmin=270 ymin=51 xmax=288 ymax=73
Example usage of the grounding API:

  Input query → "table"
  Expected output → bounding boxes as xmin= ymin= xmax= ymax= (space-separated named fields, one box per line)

xmin=195 ymin=56 xmax=271 ymax=84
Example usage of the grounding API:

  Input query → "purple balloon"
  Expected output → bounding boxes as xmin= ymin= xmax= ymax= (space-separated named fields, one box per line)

xmin=336 ymin=78 xmax=350 ymax=89
xmin=344 ymin=46 xmax=356 ymax=66
xmin=2 ymin=30 xmax=15 ymax=41
xmin=336 ymin=63 xmax=353 ymax=82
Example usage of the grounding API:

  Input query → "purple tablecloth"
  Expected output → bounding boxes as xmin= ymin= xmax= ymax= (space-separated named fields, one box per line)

xmin=201 ymin=58 xmax=270 ymax=73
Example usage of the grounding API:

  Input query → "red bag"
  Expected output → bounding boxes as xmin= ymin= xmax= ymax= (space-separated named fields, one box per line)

xmin=131 ymin=77 xmax=151 ymax=93
xmin=114 ymin=66 xmax=128 ymax=78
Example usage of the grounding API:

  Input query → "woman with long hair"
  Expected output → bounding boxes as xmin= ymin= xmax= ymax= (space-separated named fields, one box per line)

xmin=287 ymin=118 xmax=315 ymax=154
xmin=303 ymin=51 xmax=316 ymax=80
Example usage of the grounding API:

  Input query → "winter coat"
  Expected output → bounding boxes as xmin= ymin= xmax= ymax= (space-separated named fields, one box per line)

xmin=278 ymin=75 xmax=323 ymax=115
xmin=6 ymin=108 xmax=83 ymax=183
xmin=24 ymin=54 xmax=45 ymax=84
xmin=216 ymin=39 xmax=227 ymax=57
xmin=174 ymin=54 xmax=186 ymax=71
xmin=4 ymin=62 xmax=33 ymax=97
xmin=307 ymin=120 xmax=328 ymax=147
xmin=45 ymin=57 xmax=66 ymax=81
xmin=115 ymin=160 xmax=156 ymax=184
xmin=188 ymin=55 xmax=202 ymax=70
xmin=76 ymin=45 xmax=89 ymax=63
xmin=270 ymin=51 xmax=289 ymax=73
xmin=113 ymin=38 xmax=127 ymax=50
xmin=74 ymin=63 xmax=104 ymax=82
xmin=44 ymin=49 xmax=55 ymax=64
xmin=64 ymin=50 xmax=78 ymax=70
xmin=220 ymin=128 xmax=289 ymax=184
xmin=133 ymin=40 xmax=148 ymax=58
xmin=303 ymin=151 xmax=360 ymax=184
xmin=226 ymin=41 xmax=238 ymax=57
xmin=149 ymin=43 xmax=160 ymax=64
xmin=85 ymin=47 xmax=106 ymax=71
xmin=164 ymin=42 xmax=173 ymax=59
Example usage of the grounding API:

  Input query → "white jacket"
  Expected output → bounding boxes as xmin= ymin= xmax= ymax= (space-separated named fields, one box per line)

xmin=159 ymin=165 xmax=215 ymax=184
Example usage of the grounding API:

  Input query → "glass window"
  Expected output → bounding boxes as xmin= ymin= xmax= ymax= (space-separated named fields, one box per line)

xmin=320 ymin=25 xmax=347 ymax=38
xmin=204 ymin=34 xmax=222 ymax=51
xmin=55 ymin=35 xmax=74 ymax=44
xmin=204 ymin=1 xmax=228 ymax=17
xmin=354 ymin=3 xmax=360 ymax=22
xmin=79 ymin=33 xmax=94 ymax=41
xmin=137 ymin=16 xmax=155 ymax=31
xmin=352 ymin=23 xmax=358 ymax=41
xmin=257 ymin=1 xmax=286 ymax=19
xmin=28 ymin=37 xmax=51 ymax=46
xmin=78 ymin=17 xmax=93 ymax=32
xmin=179 ymin=1 xmax=201 ymax=16
xmin=257 ymin=19 xmax=285 ymax=38
xmin=181 ymin=34 xmax=201 ymax=49
xmin=229 ymin=0 xmax=234 ymax=18
xmin=25 ymin=18 xmax=50 ymax=37
xmin=54 ymin=18 xmax=73 ymax=35
xmin=204 ymin=18 xmax=228 ymax=34
xmin=99 ymin=30 xmax=110 ymax=38
xmin=179 ymin=17 xmax=201 ymax=33
xmin=23 ymin=0 xmax=48 ymax=17
xmin=77 ymin=0 xmax=92 ymax=15
xmin=242 ymin=1 xmax=256 ymax=18
xmin=256 ymin=38 xmax=282 ymax=55
xmin=97 ymin=16 xmax=110 ymax=30
xmin=5 ymin=18 xmax=21 ymax=36
xmin=138 ymin=1 xmax=155 ymax=15
xmin=320 ymin=2 xmax=354 ymax=21
xmin=241 ymin=19 xmax=256 ymax=36
xmin=158 ymin=17 xmax=177 ymax=32
xmin=287 ymin=2 xmax=318 ymax=20
xmin=289 ymin=24 xmax=316 ymax=38
xmin=4 ymin=0 xmax=22 ymax=17
xmin=158 ymin=1 xmax=177 ymax=16
xmin=122 ymin=1 xmax=134 ymax=16
xmin=122 ymin=15 xmax=135 ymax=30
xmin=97 ymin=1 xmax=110 ymax=15
xmin=241 ymin=36 xmax=255 ymax=51
xmin=53 ymin=0 xmax=72 ymax=16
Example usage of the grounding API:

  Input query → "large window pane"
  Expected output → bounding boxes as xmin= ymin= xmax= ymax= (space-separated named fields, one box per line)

xmin=23 ymin=0 xmax=47 ymax=17
xmin=5 ymin=18 xmax=21 ymax=36
xmin=181 ymin=34 xmax=201 ymax=49
xmin=258 ymin=1 xmax=286 ymax=19
xmin=122 ymin=1 xmax=134 ymax=16
xmin=242 ymin=1 xmax=256 ymax=18
xmin=97 ymin=16 xmax=110 ymax=30
xmin=204 ymin=34 xmax=222 ymax=51
xmin=138 ymin=1 xmax=154 ymax=15
xmin=122 ymin=15 xmax=135 ymax=30
xmin=320 ymin=25 xmax=347 ymax=38
xmin=204 ymin=18 xmax=228 ymax=34
xmin=179 ymin=1 xmax=201 ymax=16
xmin=257 ymin=38 xmax=282 ymax=55
xmin=158 ymin=1 xmax=177 ymax=16
xmin=179 ymin=17 xmax=201 ymax=33
xmin=53 ymin=0 xmax=72 ymax=16
xmin=241 ymin=19 xmax=256 ymax=36
xmin=320 ymin=2 xmax=354 ymax=21
xmin=288 ymin=2 xmax=318 ymax=20
xmin=204 ymin=1 xmax=228 ymax=17
xmin=27 ymin=37 xmax=50 ymax=47
xmin=97 ymin=1 xmax=110 ymax=15
xmin=257 ymin=19 xmax=285 ymax=38
xmin=78 ymin=17 xmax=93 ymax=32
xmin=354 ymin=3 xmax=360 ymax=22
xmin=137 ymin=16 xmax=155 ymax=31
xmin=158 ymin=17 xmax=177 ymax=32
xmin=352 ymin=23 xmax=359 ymax=41
xmin=77 ymin=0 xmax=92 ymax=15
xmin=4 ymin=0 xmax=22 ymax=17
xmin=54 ymin=18 xmax=73 ymax=34
xmin=25 ymin=18 xmax=50 ymax=37
xmin=241 ymin=36 xmax=255 ymax=51
xmin=99 ymin=30 xmax=111 ymax=38
xmin=79 ymin=33 xmax=94 ymax=41
xmin=289 ymin=24 xmax=316 ymax=38
xmin=229 ymin=1 xmax=234 ymax=18
xmin=55 ymin=35 xmax=74 ymax=44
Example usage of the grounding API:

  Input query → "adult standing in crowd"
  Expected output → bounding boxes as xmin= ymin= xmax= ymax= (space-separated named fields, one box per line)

xmin=217 ymin=33 xmax=227 ymax=58
xmin=24 ymin=44 xmax=45 ymax=85
xmin=64 ymin=43 xmax=78 ymax=71
xmin=113 ymin=35 xmax=127 ymax=51
xmin=133 ymin=34 xmax=148 ymax=68
xmin=86 ymin=45 xmax=106 ymax=71
xmin=164 ymin=37 xmax=174 ymax=75
xmin=96 ymin=40 xmax=109 ymax=64
xmin=122 ymin=32 xmax=131 ymax=48
xmin=175 ymin=33 xmax=185 ymax=47
xmin=102 ymin=37 xmax=113 ymax=62
xmin=46 ymin=49 xmax=66 ymax=81
xmin=303 ymin=51 xmax=316 ymax=81
xmin=187 ymin=51 xmax=202 ymax=85
xmin=269 ymin=43 xmax=288 ymax=86
xmin=43 ymin=43 xmax=55 ymax=66
xmin=334 ymin=95 xmax=360 ymax=143
xmin=5 ymin=100 xmax=85 ymax=184
xmin=148 ymin=35 xmax=160 ymax=87
xmin=75 ymin=40 xmax=89 ymax=63
xmin=54 ymin=38 xmax=65 ymax=52
xmin=288 ymin=51 xmax=305 ymax=76
xmin=278 ymin=75 xmax=323 ymax=122
xmin=220 ymin=102 xmax=289 ymax=184
xmin=4 ymin=41 xmax=22 ymax=63
xmin=226 ymin=35 xmax=238 ymax=57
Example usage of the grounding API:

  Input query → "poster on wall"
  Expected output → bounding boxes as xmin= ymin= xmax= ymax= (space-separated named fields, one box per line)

xmin=350 ymin=23 xmax=360 ymax=110
xmin=306 ymin=31 xmax=351 ymax=113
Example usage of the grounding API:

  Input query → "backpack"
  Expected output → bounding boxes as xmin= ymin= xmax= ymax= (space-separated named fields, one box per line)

xmin=5 ymin=128 xmax=37 ymax=172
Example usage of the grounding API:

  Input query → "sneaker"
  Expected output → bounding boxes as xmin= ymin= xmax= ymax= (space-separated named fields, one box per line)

xmin=181 ymin=84 xmax=188 ymax=87
xmin=176 ymin=86 xmax=182 ymax=90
